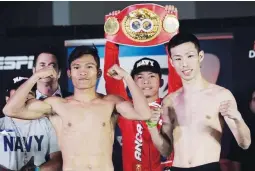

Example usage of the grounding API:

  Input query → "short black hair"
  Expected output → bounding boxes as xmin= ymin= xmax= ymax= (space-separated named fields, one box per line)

xmin=68 ymin=45 xmax=100 ymax=69
xmin=167 ymin=32 xmax=201 ymax=56
xmin=33 ymin=45 xmax=62 ymax=70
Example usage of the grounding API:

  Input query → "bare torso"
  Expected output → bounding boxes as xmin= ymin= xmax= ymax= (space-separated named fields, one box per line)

xmin=168 ymin=84 xmax=225 ymax=167
xmin=48 ymin=96 xmax=116 ymax=171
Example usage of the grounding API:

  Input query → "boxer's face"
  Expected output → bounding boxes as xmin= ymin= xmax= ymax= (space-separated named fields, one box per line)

xmin=250 ymin=91 xmax=255 ymax=114
xmin=170 ymin=42 xmax=204 ymax=82
xmin=134 ymin=71 xmax=160 ymax=98
xmin=33 ymin=53 xmax=60 ymax=83
xmin=68 ymin=55 xmax=99 ymax=89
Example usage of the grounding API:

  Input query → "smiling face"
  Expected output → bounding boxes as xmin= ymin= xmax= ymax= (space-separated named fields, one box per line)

xmin=67 ymin=54 xmax=99 ymax=90
xmin=170 ymin=42 xmax=204 ymax=82
xmin=134 ymin=71 xmax=160 ymax=99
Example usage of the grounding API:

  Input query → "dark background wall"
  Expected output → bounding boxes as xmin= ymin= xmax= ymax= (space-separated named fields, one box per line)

xmin=1 ymin=1 xmax=255 ymax=31
xmin=0 ymin=2 xmax=52 ymax=28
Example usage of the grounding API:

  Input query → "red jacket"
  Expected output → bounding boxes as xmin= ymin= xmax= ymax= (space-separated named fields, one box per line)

xmin=119 ymin=117 xmax=161 ymax=171
xmin=118 ymin=99 xmax=173 ymax=171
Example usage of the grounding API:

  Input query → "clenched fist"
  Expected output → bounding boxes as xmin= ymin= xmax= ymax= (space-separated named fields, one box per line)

xmin=219 ymin=100 xmax=242 ymax=121
xmin=107 ymin=64 xmax=128 ymax=80
xmin=34 ymin=66 xmax=58 ymax=80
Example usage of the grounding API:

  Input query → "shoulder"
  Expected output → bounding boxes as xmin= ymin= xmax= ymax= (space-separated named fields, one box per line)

xmin=44 ymin=96 xmax=66 ymax=104
xmin=162 ymin=88 xmax=182 ymax=107
xmin=207 ymin=84 xmax=236 ymax=104
xmin=212 ymin=85 xmax=234 ymax=100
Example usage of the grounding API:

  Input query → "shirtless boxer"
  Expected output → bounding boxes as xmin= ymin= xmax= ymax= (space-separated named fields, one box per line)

xmin=3 ymin=45 xmax=152 ymax=171
xmin=150 ymin=33 xmax=251 ymax=171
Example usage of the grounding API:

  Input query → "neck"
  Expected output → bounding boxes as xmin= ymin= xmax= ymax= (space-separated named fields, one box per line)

xmin=73 ymin=87 xmax=98 ymax=103
xmin=37 ymin=81 xmax=59 ymax=97
xmin=182 ymin=72 xmax=209 ymax=94
xmin=147 ymin=94 xmax=159 ymax=103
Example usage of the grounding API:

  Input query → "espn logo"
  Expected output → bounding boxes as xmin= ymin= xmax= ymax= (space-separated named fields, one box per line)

xmin=0 ymin=56 xmax=34 ymax=70
xmin=249 ymin=41 xmax=255 ymax=58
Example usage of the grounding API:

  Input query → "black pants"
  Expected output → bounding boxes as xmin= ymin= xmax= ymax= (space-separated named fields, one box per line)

xmin=171 ymin=162 xmax=221 ymax=171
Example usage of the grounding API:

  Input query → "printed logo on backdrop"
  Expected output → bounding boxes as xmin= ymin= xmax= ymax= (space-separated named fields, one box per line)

xmin=248 ymin=41 xmax=255 ymax=58
xmin=0 ymin=56 xmax=34 ymax=70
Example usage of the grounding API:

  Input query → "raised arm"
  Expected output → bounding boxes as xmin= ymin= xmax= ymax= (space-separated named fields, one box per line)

xmin=106 ymin=64 xmax=151 ymax=120
xmin=219 ymin=89 xmax=251 ymax=149
xmin=3 ymin=66 xmax=57 ymax=119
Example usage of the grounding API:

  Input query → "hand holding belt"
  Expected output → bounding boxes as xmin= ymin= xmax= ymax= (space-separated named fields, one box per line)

xmin=104 ymin=3 xmax=179 ymax=47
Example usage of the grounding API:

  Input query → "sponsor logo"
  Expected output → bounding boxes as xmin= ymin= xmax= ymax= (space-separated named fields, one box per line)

xmin=0 ymin=56 xmax=34 ymax=70
xmin=134 ymin=123 xmax=143 ymax=161
xmin=136 ymin=59 xmax=154 ymax=67
xmin=13 ymin=76 xmax=28 ymax=83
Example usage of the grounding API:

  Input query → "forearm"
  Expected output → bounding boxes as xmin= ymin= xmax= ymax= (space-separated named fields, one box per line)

xmin=3 ymin=75 xmax=38 ymax=115
xmin=39 ymin=158 xmax=62 ymax=171
xmin=123 ymin=75 xmax=151 ymax=119
xmin=148 ymin=127 xmax=172 ymax=157
xmin=234 ymin=118 xmax=251 ymax=149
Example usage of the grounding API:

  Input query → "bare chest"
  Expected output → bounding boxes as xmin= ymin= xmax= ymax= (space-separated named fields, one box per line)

xmin=57 ymin=102 xmax=114 ymax=131
xmin=173 ymin=94 xmax=221 ymax=128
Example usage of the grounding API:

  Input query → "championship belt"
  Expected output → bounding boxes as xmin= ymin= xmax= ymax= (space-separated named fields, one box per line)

xmin=104 ymin=3 xmax=179 ymax=47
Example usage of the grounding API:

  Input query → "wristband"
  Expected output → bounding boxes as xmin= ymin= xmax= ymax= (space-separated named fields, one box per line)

xmin=146 ymin=120 xmax=157 ymax=128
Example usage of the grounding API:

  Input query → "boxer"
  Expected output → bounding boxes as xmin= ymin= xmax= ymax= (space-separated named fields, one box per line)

xmin=3 ymin=45 xmax=152 ymax=171
xmin=105 ymin=6 xmax=178 ymax=171
xmin=154 ymin=32 xmax=251 ymax=171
